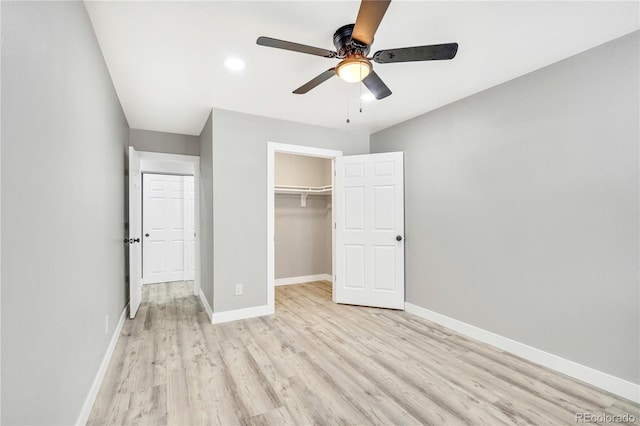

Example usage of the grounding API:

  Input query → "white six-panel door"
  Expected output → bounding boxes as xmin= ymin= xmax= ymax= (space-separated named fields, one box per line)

xmin=335 ymin=152 xmax=405 ymax=310
xmin=128 ymin=147 xmax=142 ymax=318
xmin=142 ymin=174 xmax=190 ymax=284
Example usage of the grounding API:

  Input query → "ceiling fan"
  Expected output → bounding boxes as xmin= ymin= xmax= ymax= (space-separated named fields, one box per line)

xmin=256 ymin=0 xmax=458 ymax=100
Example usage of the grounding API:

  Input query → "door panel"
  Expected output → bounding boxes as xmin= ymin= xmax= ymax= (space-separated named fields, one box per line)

xmin=373 ymin=186 xmax=395 ymax=229
xmin=345 ymin=187 xmax=365 ymax=230
xmin=344 ymin=244 xmax=366 ymax=289
xmin=171 ymin=241 xmax=185 ymax=272
xmin=373 ymin=245 xmax=395 ymax=291
xmin=148 ymin=241 xmax=165 ymax=275
xmin=128 ymin=147 xmax=142 ymax=318
xmin=335 ymin=152 xmax=404 ymax=310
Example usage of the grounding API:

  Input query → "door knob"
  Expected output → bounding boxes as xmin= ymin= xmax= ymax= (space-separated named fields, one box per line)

xmin=396 ymin=235 xmax=403 ymax=242
xmin=145 ymin=233 xmax=150 ymax=237
xmin=134 ymin=238 xmax=140 ymax=243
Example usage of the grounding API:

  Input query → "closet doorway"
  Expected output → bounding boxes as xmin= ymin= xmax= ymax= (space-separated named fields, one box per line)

xmin=267 ymin=143 xmax=343 ymax=313
xmin=267 ymin=143 xmax=406 ymax=314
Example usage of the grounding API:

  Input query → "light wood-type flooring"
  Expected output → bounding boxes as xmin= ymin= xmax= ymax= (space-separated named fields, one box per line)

xmin=88 ymin=281 xmax=640 ymax=425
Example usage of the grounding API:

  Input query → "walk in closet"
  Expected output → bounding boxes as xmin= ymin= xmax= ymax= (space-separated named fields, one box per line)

xmin=274 ymin=153 xmax=333 ymax=284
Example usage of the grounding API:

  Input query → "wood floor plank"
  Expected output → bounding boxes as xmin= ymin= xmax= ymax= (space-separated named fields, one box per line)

xmin=123 ymin=384 xmax=168 ymax=426
xmin=192 ymin=350 xmax=245 ymax=425
xmin=88 ymin=280 xmax=640 ymax=425
xmin=248 ymin=406 xmax=297 ymax=426
xmin=461 ymin=350 xmax=613 ymax=415
xmin=605 ymin=399 xmax=640 ymax=426
xmin=301 ymin=319 xmax=468 ymax=425
xmin=131 ymin=331 xmax=167 ymax=392
xmin=166 ymin=368 xmax=195 ymax=426
xmin=285 ymin=355 xmax=371 ymax=425
xmin=296 ymin=345 xmax=424 ymax=425
xmin=218 ymin=339 xmax=282 ymax=419
xmin=87 ymin=332 xmax=140 ymax=425
xmin=265 ymin=378 xmax=317 ymax=425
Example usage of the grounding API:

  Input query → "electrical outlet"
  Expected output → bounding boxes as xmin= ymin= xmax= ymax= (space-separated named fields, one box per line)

xmin=235 ymin=284 xmax=243 ymax=296
xmin=105 ymin=315 xmax=109 ymax=335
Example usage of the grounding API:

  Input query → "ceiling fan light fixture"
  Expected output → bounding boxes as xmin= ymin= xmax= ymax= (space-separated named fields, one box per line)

xmin=336 ymin=57 xmax=371 ymax=83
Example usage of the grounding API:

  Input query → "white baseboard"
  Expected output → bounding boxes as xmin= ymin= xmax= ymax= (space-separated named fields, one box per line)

xmin=405 ymin=303 xmax=640 ymax=404
xmin=275 ymin=273 xmax=333 ymax=286
xmin=76 ymin=304 xmax=128 ymax=426
xmin=198 ymin=288 xmax=213 ymax=323
xmin=212 ymin=304 xmax=274 ymax=324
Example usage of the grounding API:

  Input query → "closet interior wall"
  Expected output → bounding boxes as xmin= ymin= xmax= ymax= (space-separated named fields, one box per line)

xmin=274 ymin=153 xmax=332 ymax=281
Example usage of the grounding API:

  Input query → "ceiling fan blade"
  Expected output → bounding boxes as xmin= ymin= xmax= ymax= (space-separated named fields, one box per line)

xmin=373 ymin=43 xmax=458 ymax=64
xmin=351 ymin=0 xmax=391 ymax=46
xmin=293 ymin=68 xmax=337 ymax=94
xmin=362 ymin=71 xmax=391 ymax=100
xmin=257 ymin=36 xmax=336 ymax=58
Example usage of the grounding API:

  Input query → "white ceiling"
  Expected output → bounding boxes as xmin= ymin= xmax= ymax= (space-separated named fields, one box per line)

xmin=85 ymin=1 xmax=639 ymax=136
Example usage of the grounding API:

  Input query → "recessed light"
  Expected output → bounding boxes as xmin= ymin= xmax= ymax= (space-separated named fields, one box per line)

xmin=224 ymin=57 xmax=245 ymax=71
xmin=361 ymin=92 xmax=375 ymax=102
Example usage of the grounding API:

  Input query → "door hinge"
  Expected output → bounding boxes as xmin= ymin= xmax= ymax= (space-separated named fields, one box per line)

xmin=334 ymin=223 xmax=336 ymax=229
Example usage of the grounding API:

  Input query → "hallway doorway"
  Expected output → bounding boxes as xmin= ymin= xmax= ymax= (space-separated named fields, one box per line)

xmin=128 ymin=148 xmax=200 ymax=318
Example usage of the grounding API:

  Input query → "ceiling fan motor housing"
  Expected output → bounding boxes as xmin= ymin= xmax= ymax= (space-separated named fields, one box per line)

xmin=333 ymin=24 xmax=370 ymax=58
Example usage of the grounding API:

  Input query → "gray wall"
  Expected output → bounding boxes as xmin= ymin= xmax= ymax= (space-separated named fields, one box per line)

xmin=371 ymin=31 xmax=640 ymax=384
xmin=212 ymin=108 xmax=369 ymax=313
xmin=275 ymin=195 xmax=332 ymax=279
xmin=1 ymin=2 xmax=129 ymax=424
xmin=130 ymin=128 xmax=200 ymax=156
xmin=199 ymin=111 xmax=214 ymax=308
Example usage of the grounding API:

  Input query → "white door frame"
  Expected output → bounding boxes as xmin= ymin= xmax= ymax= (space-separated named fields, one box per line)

xmin=129 ymin=147 xmax=142 ymax=318
xmin=137 ymin=151 xmax=201 ymax=296
xmin=267 ymin=142 xmax=343 ymax=313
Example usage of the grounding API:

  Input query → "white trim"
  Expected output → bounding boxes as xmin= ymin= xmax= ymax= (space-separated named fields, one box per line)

xmin=198 ymin=287 xmax=213 ymax=323
xmin=76 ymin=305 xmax=128 ymax=426
xmin=267 ymin=142 xmax=343 ymax=314
xmin=405 ymin=302 xmax=640 ymax=404
xmin=137 ymin=151 xmax=197 ymax=163
xmin=275 ymin=274 xmax=333 ymax=286
xmin=211 ymin=304 xmax=273 ymax=324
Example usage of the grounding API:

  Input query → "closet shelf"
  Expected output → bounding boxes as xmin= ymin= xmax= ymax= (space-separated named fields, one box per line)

xmin=275 ymin=184 xmax=332 ymax=195
xmin=275 ymin=185 xmax=332 ymax=207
